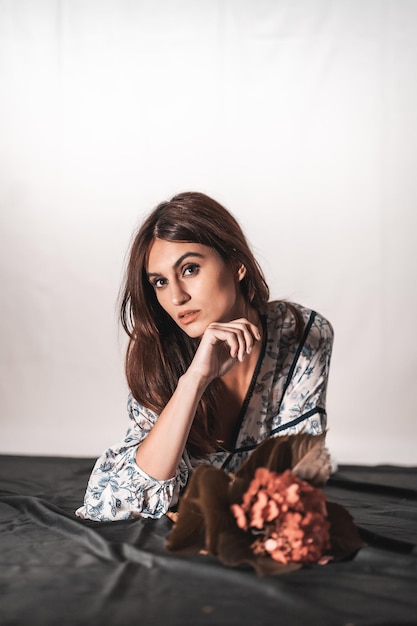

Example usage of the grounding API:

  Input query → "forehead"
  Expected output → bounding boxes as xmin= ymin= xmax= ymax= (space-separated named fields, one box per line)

xmin=146 ymin=239 xmax=217 ymax=272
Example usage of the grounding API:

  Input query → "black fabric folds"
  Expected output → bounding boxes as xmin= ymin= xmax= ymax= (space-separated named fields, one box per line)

xmin=0 ymin=455 xmax=416 ymax=626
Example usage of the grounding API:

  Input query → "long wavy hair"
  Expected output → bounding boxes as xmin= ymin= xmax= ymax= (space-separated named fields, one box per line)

xmin=120 ymin=191 xmax=297 ymax=457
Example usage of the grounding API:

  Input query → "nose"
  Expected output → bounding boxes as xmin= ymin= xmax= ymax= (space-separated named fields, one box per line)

xmin=170 ymin=281 xmax=190 ymax=306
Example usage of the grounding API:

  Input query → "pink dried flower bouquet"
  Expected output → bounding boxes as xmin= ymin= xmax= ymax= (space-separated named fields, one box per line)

xmin=166 ymin=434 xmax=364 ymax=576
xmin=231 ymin=468 xmax=331 ymax=565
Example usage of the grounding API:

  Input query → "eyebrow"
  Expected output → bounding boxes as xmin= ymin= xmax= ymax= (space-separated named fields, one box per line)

xmin=147 ymin=251 xmax=205 ymax=278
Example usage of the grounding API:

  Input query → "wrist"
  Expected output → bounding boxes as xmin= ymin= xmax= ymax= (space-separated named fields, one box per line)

xmin=179 ymin=369 xmax=211 ymax=393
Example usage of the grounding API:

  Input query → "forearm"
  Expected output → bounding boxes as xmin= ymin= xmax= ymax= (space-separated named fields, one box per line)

xmin=135 ymin=369 xmax=208 ymax=480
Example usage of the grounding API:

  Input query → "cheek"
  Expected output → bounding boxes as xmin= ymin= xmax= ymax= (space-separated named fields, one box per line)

xmin=216 ymin=275 xmax=238 ymax=299
xmin=154 ymin=291 xmax=170 ymax=312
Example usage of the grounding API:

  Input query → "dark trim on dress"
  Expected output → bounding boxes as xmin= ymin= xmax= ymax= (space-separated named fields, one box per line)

xmin=276 ymin=310 xmax=316 ymax=415
xmin=270 ymin=407 xmax=326 ymax=436
xmin=220 ymin=406 xmax=326 ymax=471
xmin=220 ymin=309 xmax=322 ymax=471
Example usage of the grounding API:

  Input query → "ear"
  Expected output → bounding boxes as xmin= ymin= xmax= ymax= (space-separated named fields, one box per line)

xmin=237 ymin=263 xmax=247 ymax=282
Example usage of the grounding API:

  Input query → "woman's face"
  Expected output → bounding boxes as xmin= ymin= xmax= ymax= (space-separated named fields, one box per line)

xmin=146 ymin=238 xmax=247 ymax=338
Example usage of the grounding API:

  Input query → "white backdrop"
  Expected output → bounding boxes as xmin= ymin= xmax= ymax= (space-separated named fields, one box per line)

xmin=1 ymin=0 xmax=416 ymax=465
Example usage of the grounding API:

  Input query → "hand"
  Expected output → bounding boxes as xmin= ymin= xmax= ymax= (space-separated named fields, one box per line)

xmin=188 ymin=318 xmax=261 ymax=381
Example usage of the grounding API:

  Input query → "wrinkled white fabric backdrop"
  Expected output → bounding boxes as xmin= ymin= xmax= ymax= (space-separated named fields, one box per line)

xmin=0 ymin=0 xmax=416 ymax=464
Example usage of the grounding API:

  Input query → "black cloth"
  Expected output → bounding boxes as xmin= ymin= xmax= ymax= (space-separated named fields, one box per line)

xmin=0 ymin=454 xmax=416 ymax=626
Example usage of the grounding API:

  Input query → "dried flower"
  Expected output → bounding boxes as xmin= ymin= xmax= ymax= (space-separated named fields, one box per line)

xmin=231 ymin=468 xmax=331 ymax=564
xmin=166 ymin=435 xmax=364 ymax=576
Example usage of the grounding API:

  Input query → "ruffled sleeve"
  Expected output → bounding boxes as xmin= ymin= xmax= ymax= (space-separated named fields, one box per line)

xmin=75 ymin=394 xmax=190 ymax=521
xmin=272 ymin=310 xmax=334 ymax=436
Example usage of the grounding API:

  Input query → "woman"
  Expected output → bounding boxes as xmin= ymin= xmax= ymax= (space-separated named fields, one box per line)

xmin=76 ymin=192 xmax=333 ymax=521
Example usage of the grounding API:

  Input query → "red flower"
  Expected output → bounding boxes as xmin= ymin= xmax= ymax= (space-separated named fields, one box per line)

xmin=231 ymin=468 xmax=331 ymax=564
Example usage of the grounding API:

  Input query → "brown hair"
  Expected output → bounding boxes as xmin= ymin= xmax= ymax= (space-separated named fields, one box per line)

xmin=120 ymin=192 xmax=293 ymax=457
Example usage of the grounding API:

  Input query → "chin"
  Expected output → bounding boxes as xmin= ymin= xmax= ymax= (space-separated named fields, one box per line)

xmin=176 ymin=319 xmax=207 ymax=339
xmin=181 ymin=327 xmax=204 ymax=339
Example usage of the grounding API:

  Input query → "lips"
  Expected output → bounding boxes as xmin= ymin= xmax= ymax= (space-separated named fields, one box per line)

xmin=178 ymin=310 xmax=201 ymax=325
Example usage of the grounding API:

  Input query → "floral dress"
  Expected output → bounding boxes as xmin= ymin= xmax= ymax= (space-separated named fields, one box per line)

xmin=75 ymin=301 xmax=333 ymax=522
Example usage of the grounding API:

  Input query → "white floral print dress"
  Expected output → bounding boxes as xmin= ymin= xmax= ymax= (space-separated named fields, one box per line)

xmin=76 ymin=302 xmax=333 ymax=522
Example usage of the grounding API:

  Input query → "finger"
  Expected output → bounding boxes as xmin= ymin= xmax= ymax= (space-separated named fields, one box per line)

xmin=212 ymin=320 xmax=260 ymax=356
xmin=206 ymin=326 xmax=242 ymax=361
xmin=217 ymin=333 xmax=240 ymax=361
xmin=223 ymin=327 xmax=248 ymax=362
xmin=238 ymin=322 xmax=257 ymax=355
xmin=232 ymin=318 xmax=262 ymax=342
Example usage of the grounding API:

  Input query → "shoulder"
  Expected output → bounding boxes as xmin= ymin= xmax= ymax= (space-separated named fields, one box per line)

xmin=266 ymin=300 xmax=334 ymax=346
xmin=127 ymin=392 xmax=159 ymax=426
xmin=266 ymin=300 xmax=330 ymax=324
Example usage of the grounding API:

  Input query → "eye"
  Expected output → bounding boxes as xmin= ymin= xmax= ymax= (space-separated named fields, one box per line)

xmin=183 ymin=263 xmax=200 ymax=277
xmin=151 ymin=277 xmax=167 ymax=289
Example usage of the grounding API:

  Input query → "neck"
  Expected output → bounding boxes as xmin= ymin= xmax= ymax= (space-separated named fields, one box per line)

xmin=234 ymin=300 xmax=261 ymax=326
